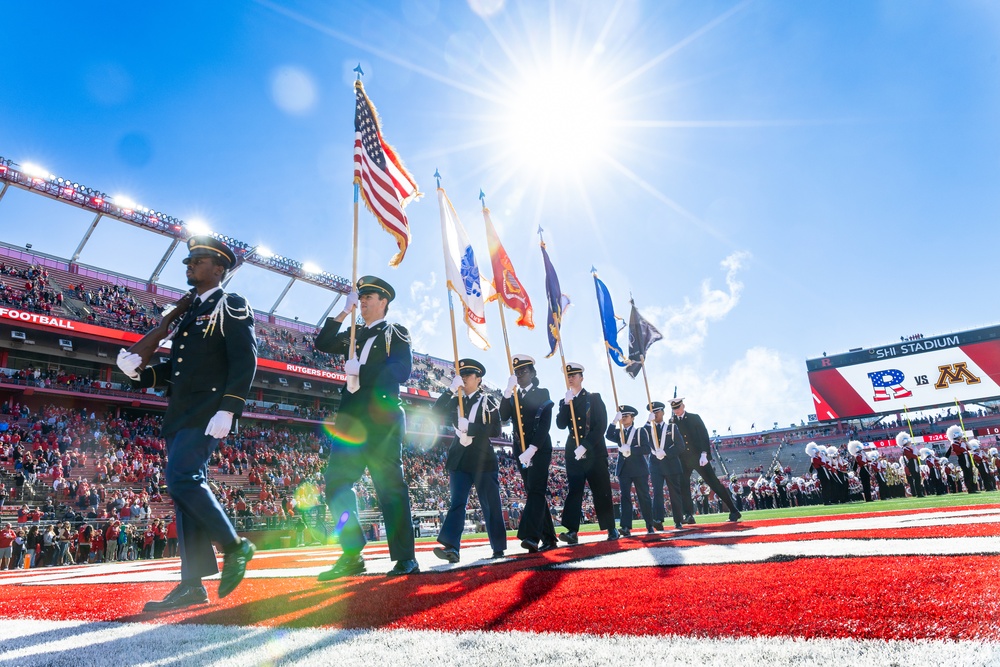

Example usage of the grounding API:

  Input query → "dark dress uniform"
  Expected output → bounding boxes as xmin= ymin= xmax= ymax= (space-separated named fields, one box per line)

xmin=314 ymin=316 xmax=415 ymax=562
xmin=557 ymin=388 xmax=615 ymax=533
xmin=606 ymin=418 xmax=653 ymax=533
xmin=851 ymin=453 xmax=874 ymax=502
xmin=133 ymin=287 xmax=256 ymax=583
xmin=643 ymin=419 xmax=691 ymax=527
xmin=670 ymin=409 xmax=740 ymax=520
xmin=500 ymin=378 xmax=557 ymax=547
xmin=432 ymin=386 xmax=506 ymax=555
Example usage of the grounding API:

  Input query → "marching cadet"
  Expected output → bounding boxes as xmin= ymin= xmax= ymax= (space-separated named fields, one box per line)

xmin=945 ymin=425 xmax=978 ymax=494
xmin=643 ymin=401 xmax=690 ymax=529
xmin=806 ymin=443 xmax=830 ymax=504
xmin=669 ymin=398 xmax=741 ymax=522
xmin=432 ymin=359 xmax=507 ymax=561
xmin=556 ymin=363 xmax=618 ymax=543
xmin=970 ymin=440 xmax=995 ymax=492
xmin=499 ymin=355 xmax=558 ymax=553
xmin=896 ymin=432 xmax=925 ymax=498
xmin=606 ymin=404 xmax=655 ymax=536
xmin=920 ymin=448 xmax=946 ymax=496
xmin=314 ymin=275 xmax=418 ymax=580
xmin=730 ymin=476 xmax=745 ymax=512
xmin=847 ymin=441 xmax=873 ymax=502
xmin=117 ymin=236 xmax=256 ymax=611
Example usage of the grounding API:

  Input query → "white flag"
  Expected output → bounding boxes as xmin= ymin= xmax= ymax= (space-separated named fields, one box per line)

xmin=437 ymin=188 xmax=489 ymax=350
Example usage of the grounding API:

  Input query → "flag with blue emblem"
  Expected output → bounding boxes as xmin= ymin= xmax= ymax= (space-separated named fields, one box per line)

xmin=437 ymin=187 xmax=489 ymax=350
xmin=540 ymin=239 xmax=570 ymax=358
xmin=593 ymin=271 xmax=626 ymax=367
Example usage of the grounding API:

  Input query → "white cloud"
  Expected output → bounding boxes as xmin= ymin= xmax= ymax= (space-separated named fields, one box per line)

xmin=654 ymin=251 xmax=750 ymax=355
xmin=644 ymin=347 xmax=811 ymax=435
xmin=393 ymin=273 xmax=442 ymax=350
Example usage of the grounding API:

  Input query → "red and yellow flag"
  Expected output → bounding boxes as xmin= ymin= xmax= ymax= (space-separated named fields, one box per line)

xmin=483 ymin=207 xmax=534 ymax=329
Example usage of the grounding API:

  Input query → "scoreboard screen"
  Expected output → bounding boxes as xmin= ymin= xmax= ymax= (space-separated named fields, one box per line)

xmin=806 ymin=325 xmax=1000 ymax=421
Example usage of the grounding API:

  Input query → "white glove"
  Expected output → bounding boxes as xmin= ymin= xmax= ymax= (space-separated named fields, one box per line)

xmin=344 ymin=358 xmax=361 ymax=376
xmin=620 ymin=444 xmax=631 ymax=458
xmin=653 ymin=448 xmax=666 ymax=460
xmin=699 ymin=452 xmax=709 ymax=467
xmin=574 ymin=445 xmax=587 ymax=460
xmin=205 ymin=411 xmax=234 ymax=439
xmin=646 ymin=411 xmax=656 ymax=424
xmin=457 ymin=430 xmax=473 ymax=447
xmin=116 ymin=349 xmax=142 ymax=379
xmin=457 ymin=417 xmax=470 ymax=432
xmin=340 ymin=289 xmax=359 ymax=316
xmin=519 ymin=445 xmax=537 ymax=468
xmin=612 ymin=411 xmax=622 ymax=425
xmin=503 ymin=374 xmax=518 ymax=399
xmin=449 ymin=376 xmax=464 ymax=393
xmin=564 ymin=390 xmax=575 ymax=404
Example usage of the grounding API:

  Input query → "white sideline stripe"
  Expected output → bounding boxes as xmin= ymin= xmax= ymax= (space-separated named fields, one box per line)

xmin=7 ymin=509 xmax=998 ymax=585
xmin=0 ymin=620 xmax=997 ymax=667
xmin=12 ymin=542 xmax=518 ymax=585
xmin=671 ymin=508 xmax=1000 ymax=542
xmin=556 ymin=536 xmax=1000 ymax=569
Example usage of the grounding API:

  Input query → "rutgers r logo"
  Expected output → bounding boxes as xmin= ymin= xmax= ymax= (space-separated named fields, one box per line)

xmin=934 ymin=362 xmax=981 ymax=389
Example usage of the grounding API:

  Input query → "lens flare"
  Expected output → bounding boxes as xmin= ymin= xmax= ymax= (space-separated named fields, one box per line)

xmin=321 ymin=414 xmax=367 ymax=447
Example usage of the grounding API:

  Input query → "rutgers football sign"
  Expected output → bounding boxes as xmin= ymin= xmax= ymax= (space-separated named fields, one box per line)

xmin=806 ymin=324 xmax=1000 ymax=421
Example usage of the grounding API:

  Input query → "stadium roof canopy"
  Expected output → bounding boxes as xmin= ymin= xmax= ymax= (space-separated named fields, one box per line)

xmin=0 ymin=155 xmax=351 ymax=322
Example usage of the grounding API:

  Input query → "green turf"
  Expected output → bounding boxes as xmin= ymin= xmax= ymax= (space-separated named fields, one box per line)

xmin=411 ymin=492 xmax=1000 ymax=543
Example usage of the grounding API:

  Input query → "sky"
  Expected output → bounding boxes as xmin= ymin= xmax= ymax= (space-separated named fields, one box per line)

xmin=1 ymin=0 xmax=999 ymax=440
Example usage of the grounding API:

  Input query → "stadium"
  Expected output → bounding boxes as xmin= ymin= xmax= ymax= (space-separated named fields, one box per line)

xmin=4 ymin=2 xmax=1000 ymax=664
xmin=0 ymin=154 xmax=999 ymax=666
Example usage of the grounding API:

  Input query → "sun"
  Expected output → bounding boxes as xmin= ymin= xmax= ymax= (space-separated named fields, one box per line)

xmin=499 ymin=61 xmax=620 ymax=181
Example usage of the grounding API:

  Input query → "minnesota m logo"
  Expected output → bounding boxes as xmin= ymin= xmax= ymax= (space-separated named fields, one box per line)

xmin=934 ymin=362 xmax=981 ymax=389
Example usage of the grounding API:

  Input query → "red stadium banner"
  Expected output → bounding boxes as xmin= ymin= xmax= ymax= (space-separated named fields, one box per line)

xmin=0 ymin=309 xmax=347 ymax=385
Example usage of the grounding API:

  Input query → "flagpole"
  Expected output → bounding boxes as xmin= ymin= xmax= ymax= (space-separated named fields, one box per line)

xmin=348 ymin=65 xmax=364 ymax=365
xmin=539 ymin=228 xmax=581 ymax=450
xmin=447 ymin=291 xmax=465 ymax=416
xmin=435 ymin=170 xmax=464 ymax=418
xmin=592 ymin=270 xmax=624 ymax=451
xmin=481 ymin=191 xmax=526 ymax=452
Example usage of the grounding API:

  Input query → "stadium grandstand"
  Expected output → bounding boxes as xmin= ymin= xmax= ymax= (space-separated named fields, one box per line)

xmin=1 ymin=155 xmax=999 ymax=566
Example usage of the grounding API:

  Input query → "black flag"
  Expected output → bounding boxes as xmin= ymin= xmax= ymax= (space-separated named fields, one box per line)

xmin=625 ymin=300 xmax=663 ymax=378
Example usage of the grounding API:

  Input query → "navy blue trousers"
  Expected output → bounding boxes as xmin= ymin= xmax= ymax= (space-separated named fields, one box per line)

xmin=165 ymin=428 xmax=239 ymax=582
xmin=438 ymin=469 xmax=507 ymax=554
xmin=324 ymin=411 xmax=415 ymax=562
xmin=617 ymin=471 xmax=653 ymax=530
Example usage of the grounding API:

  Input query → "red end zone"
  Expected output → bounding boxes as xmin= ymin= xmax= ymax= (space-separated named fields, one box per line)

xmin=1 ymin=505 xmax=999 ymax=642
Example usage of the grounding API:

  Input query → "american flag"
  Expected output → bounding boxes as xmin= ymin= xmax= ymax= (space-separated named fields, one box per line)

xmin=354 ymin=80 xmax=420 ymax=267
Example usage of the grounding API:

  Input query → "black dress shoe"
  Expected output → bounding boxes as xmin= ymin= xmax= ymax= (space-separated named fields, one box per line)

xmin=558 ymin=531 xmax=579 ymax=545
xmin=143 ymin=584 xmax=209 ymax=612
xmin=728 ymin=510 xmax=743 ymax=523
xmin=538 ymin=540 xmax=558 ymax=552
xmin=520 ymin=539 xmax=539 ymax=553
xmin=490 ymin=551 xmax=505 ymax=559
xmin=647 ymin=527 xmax=657 ymax=535
xmin=652 ymin=522 xmax=664 ymax=532
xmin=674 ymin=522 xmax=684 ymax=530
xmin=218 ymin=538 xmax=256 ymax=599
xmin=318 ymin=553 xmax=366 ymax=582
xmin=386 ymin=559 xmax=420 ymax=576
xmin=619 ymin=528 xmax=631 ymax=537
xmin=433 ymin=546 xmax=460 ymax=563
xmin=607 ymin=528 xmax=620 ymax=541
xmin=683 ymin=515 xmax=696 ymax=525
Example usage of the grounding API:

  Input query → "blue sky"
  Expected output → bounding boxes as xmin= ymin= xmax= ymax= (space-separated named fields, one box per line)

xmin=1 ymin=1 xmax=999 ymax=438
